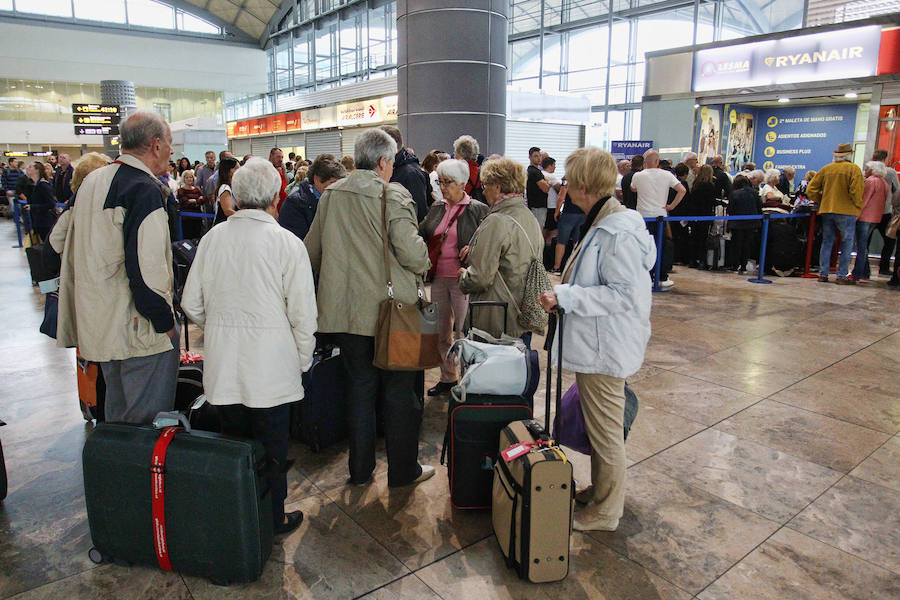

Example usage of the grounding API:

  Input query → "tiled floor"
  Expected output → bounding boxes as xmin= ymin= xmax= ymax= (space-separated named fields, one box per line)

xmin=1 ymin=218 xmax=898 ymax=599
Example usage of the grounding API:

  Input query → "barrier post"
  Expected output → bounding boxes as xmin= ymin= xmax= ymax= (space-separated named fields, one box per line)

xmin=801 ymin=212 xmax=818 ymax=278
xmin=748 ymin=213 xmax=773 ymax=284
xmin=176 ymin=212 xmax=184 ymax=242
xmin=652 ymin=216 xmax=665 ymax=292
xmin=12 ymin=199 xmax=23 ymax=248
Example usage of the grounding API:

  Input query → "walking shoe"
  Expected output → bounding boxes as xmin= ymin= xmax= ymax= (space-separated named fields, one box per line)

xmin=274 ymin=511 xmax=304 ymax=536
xmin=427 ymin=381 xmax=456 ymax=396
xmin=575 ymin=486 xmax=594 ymax=505
xmin=817 ymin=275 xmax=829 ymax=283
xmin=879 ymin=269 xmax=893 ymax=277
xmin=659 ymin=279 xmax=675 ymax=288
xmin=389 ymin=464 xmax=435 ymax=488
xmin=859 ymin=277 xmax=870 ymax=283
xmin=836 ymin=277 xmax=857 ymax=285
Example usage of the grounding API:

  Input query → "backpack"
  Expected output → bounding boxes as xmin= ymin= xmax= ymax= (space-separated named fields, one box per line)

xmin=507 ymin=217 xmax=551 ymax=333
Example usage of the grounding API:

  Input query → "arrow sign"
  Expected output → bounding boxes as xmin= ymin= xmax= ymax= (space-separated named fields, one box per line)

xmin=75 ymin=125 xmax=120 ymax=136
xmin=73 ymin=114 xmax=121 ymax=125
xmin=72 ymin=104 xmax=120 ymax=115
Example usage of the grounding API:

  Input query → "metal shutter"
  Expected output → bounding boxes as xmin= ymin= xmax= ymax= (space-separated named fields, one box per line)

xmin=305 ymin=130 xmax=342 ymax=160
xmin=250 ymin=135 xmax=277 ymax=156
xmin=276 ymin=132 xmax=305 ymax=148
xmin=231 ymin=138 xmax=251 ymax=157
xmin=340 ymin=127 xmax=378 ymax=157
xmin=505 ymin=121 xmax=585 ymax=177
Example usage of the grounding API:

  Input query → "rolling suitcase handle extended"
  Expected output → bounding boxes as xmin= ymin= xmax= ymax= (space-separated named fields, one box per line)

xmin=466 ymin=300 xmax=508 ymax=335
xmin=542 ymin=308 xmax=565 ymax=433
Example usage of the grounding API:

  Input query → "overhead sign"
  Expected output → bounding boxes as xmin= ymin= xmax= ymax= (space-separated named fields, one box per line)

xmin=30 ymin=151 xmax=54 ymax=157
xmin=75 ymin=125 xmax=119 ymax=136
xmin=73 ymin=114 xmax=120 ymax=126
xmin=692 ymin=25 xmax=882 ymax=92
xmin=610 ymin=141 xmax=653 ymax=160
xmin=3 ymin=151 xmax=56 ymax=157
xmin=4 ymin=151 xmax=29 ymax=157
xmin=72 ymin=103 xmax=120 ymax=115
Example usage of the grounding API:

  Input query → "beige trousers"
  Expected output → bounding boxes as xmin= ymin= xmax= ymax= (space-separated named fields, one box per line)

xmin=431 ymin=276 xmax=468 ymax=383
xmin=576 ymin=372 xmax=626 ymax=522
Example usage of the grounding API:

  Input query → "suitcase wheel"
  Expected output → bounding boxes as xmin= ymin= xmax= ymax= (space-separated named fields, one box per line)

xmin=87 ymin=547 xmax=106 ymax=564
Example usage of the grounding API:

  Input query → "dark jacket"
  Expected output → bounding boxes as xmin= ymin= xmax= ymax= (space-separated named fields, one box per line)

xmin=776 ymin=173 xmax=792 ymax=196
xmin=621 ymin=170 xmax=639 ymax=210
xmin=54 ymin=165 xmax=74 ymax=203
xmin=727 ymin=187 xmax=763 ymax=230
xmin=668 ymin=178 xmax=691 ymax=216
xmin=690 ymin=181 xmax=718 ymax=216
xmin=419 ymin=197 xmax=489 ymax=252
xmin=28 ymin=179 xmax=56 ymax=230
xmin=279 ymin=180 xmax=319 ymax=240
xmin=390 ymin=149 xmax=431 ymax=221
xmin=713 ymin=167 xmax=733 ymax=199
xmin=2 ymin=167 xmax=23 ymax=192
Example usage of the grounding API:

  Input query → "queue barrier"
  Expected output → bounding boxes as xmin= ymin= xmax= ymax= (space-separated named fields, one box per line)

xmin=642 ymin=212 xmax=813 ymax=291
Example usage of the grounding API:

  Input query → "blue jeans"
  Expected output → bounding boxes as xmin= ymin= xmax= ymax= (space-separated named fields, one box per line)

xmin=852 ymin=221 xmax=877 ymax=279
xmin=819 ymin=213 xmax=856 ymax=278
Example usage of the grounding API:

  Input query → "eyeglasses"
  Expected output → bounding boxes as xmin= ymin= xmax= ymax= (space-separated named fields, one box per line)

xmin=437 ymin=178 xmax=456 ymax=186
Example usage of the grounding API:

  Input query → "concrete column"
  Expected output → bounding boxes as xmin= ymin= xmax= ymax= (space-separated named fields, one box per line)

xmin=100 ymin=80 xmax=137 ymax=158
xmin=397 ymin=0 xmax=508 ymax=156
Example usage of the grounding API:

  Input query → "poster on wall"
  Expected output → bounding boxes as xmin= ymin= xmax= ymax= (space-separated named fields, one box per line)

xmin=697 ymin=106 xmax=722 ymax=165
xmin=725 ymin=108 xmax=755 ymax=172
xmin=753 ymin=103 xmax=858 ymax=183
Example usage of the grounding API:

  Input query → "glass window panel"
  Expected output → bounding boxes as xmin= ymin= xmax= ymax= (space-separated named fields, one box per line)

xmin=567 ymin=25 xmax=609 ymax=72
xmin=275 ymin=38 xmax=291 ymax=89
xmin=695 ymin=1 xmax=715 ymax=44
xmin=565 ymin=0 xmax=607 ymax=21
xmin=316 ymin=18 xmax=339 ymax=80
xmin=607 ymin=110 xmax=626 ymax=142
xmin=542 ymin=34 xmax=563 ymax=77
xmin=0 ymin=0 xmax=11 ymax=10
xmin=16 ymin=0 xmax=72 ymax=17
xmin=178 ymin=11 xmax=219 ymax=34
xmin=293 ymin=29 xmax=313 ymax=86
xmin=566 ymin=67 xmax=607 ymax=92
xmin=126 ymin=0 xmax=174 ymax=29
xmin=635 ymin=9 xmax=696 ymax=56
xmin=610 ymin=20 xmax=632 ymax=64
xmin=509 ymin=38 xmax=540 ymax=80
xmin=74 ymin=0 xmax=126 ymax=22
xmin=340 ymin=11 xmax=365 ymax=76
xmin=511 ymin=0 xmax=542 ymax=35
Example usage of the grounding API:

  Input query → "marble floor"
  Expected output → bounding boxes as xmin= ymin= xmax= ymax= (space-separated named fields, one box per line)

xmin=1 ymin=218 xmax=898 ymax=600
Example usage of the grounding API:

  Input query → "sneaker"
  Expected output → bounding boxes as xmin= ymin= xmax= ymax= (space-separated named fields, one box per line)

xmin=575 ymin=486 xmax=594 ymax=506
xmin=659 ymin=279 xmax=674 ymax=288
xmin=817 ymin=275 xmax=829 ymax=283
xmin=836 ymin=276 xmax=857 ymax=285
xmin=427 ymin=381 xmax=456 ymax=396
xmin=573 ymin=515 xmax=619 ymax=532
xmin=274 ymin=511 xmax=304 ymax=536
xmin=858 ymin=276 xmax=870 ymax=283
xmin=389 ymin=464 xmax=435 ymax=488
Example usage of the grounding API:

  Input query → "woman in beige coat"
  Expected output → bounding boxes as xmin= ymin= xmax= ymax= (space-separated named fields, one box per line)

xmin=458 ymin=157 xmax=544 ymax=347
xmin=305 ymin=128 xmax=434 ymax=488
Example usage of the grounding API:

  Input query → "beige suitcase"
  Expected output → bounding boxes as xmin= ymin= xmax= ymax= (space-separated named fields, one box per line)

xmin=492 ymin=310 xmax=573 ymax=583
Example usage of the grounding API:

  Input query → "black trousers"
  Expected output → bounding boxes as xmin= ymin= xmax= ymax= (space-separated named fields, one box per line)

xmin=646 ymin=221 xmax=673 ymax=281
xmin=729 ymin=228 xmax=756 ymax=270
xmin=875 ymin=213 xmax=897 ymax=273
xmin=333 ymin=333 xmax=423 ymax=486
xmin=689 ymin=222 xmax=711 ymax=266
xmin=219 ymin=403 xmax=291 ymax=527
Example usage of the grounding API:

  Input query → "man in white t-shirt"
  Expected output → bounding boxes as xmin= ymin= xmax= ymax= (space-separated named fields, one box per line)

xmin=631 ymin=149 xmax=686 ymax=287
xmin=541 ymin=156 xmax=562 ymax=239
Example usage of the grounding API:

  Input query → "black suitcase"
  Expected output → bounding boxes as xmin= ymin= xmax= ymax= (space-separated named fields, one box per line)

xmin=442 ymin=390 xmax=533 ymax=509
xmin=26 ymin=243 xmax=54 ymax=285
xmin=83 ymin=416 xmax=273 ymax=584
xmin=290 ymin=346 xmax=347 ymax=452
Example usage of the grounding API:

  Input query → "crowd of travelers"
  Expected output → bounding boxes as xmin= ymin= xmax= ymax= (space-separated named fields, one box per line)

xmin=4 ymin=108 xmax=898 ymax=538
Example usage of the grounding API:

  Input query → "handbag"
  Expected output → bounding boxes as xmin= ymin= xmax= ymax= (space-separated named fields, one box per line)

xmin=426 ymin=205 xmax=464 ymax=281
xmin=886 ymin=213 xmax=900 ymax=240
xmin=552 ymin=382 xmax=641 ymax=454
xmin=448 ymin=328 xmax=539 ymax=399
xmin=506 ymin=217 xmax=551 ymax=333
xmin=39 ymin=291 xmax=58 ymax=339
xmin=373 ymin=186 xmax=442 ymax=371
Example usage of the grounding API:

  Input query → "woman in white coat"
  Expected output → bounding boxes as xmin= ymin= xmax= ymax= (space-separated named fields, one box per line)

xmin=538 ymin=147 xmax=656 ymax=532
xmin=181 ymin=157 xmax=317 ymax=536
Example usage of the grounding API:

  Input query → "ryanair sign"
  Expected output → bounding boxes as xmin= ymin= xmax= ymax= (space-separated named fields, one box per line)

xmin=692 ymin=25 xmax=882 ymax=92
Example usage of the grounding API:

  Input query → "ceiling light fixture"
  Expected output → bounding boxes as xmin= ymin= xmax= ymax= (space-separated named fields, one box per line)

xmin=778 ymin=97 xmax=790 ymax=103
xmin=694 ymin=103 xmax=700 ymax=108
xmin=844 ymin=91 xmax=858 ymax=99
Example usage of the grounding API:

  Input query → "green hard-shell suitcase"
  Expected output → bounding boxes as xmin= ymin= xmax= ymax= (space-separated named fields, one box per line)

xmin=82 ymin=417 xmax=273 ymax=585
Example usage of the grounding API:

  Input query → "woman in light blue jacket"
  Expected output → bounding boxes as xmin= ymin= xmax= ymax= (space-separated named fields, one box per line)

xmin=539 ymin=146 xmax=656 ymax=532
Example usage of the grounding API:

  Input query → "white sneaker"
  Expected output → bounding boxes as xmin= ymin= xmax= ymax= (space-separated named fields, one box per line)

xmin=660 ymin=279 xmax=675 ymax=288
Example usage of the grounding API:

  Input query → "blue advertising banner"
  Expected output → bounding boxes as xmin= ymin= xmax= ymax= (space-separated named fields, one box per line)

xmin=753 ymin=103 xmax=858 ymax=183
xmin=693 ymin=25 xmax=882 ymax=92
xmin=611 ymin=140 xmax=653 ymax=160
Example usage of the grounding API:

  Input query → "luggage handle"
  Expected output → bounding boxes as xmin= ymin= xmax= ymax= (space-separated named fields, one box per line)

xmin=152 ymin=411 xmax=192 ymax=433
xmin=542 ymin=308 xmax=565 ymax=434
xmin=466 ymin=301 xmax=508 ymax=334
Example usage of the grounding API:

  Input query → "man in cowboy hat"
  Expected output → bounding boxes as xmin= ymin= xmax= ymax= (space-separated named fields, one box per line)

xmin=806 ymin=142 xmax=864 ymax=284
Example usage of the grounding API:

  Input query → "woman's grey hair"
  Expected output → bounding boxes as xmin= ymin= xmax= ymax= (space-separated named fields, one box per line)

xmin=436 ymin=159 xmax=470 ymax=186
xmin=181 ymin=169 xmax=195 ymax=181
xmin=120 ymin=110 xmax=169 ymax=152
xmin=231 ymin=157 xmax=280 ymax=210
xmin=355 ymin=129 xmax=397 ymax=171
xmin=750 ymin=169 xmax=765 ymax=182
xmin=453 ymin=135 xmax=480 ymax=161
xmin=764 ymin=168 xmax=781 ymax=185
xmin=865 ymin=161 xmax=887 ymax=177
xmin=307 ymin=153 xmax=347 ymax=184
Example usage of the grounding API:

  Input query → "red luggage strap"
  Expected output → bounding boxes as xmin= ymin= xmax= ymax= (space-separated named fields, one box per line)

xmin=150 ymin=426 xmax=182 ymax=571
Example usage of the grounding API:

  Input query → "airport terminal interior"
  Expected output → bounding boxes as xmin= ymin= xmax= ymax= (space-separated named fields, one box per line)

xmin=1 ymin=1 xmax=899 ymax=599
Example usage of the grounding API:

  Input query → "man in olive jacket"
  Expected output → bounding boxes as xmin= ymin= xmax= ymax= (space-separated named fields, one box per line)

xmin=806 ymin=142 xmax=864 ymax=283
xmin=305 ymin=128 xmax=433 ymax=488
